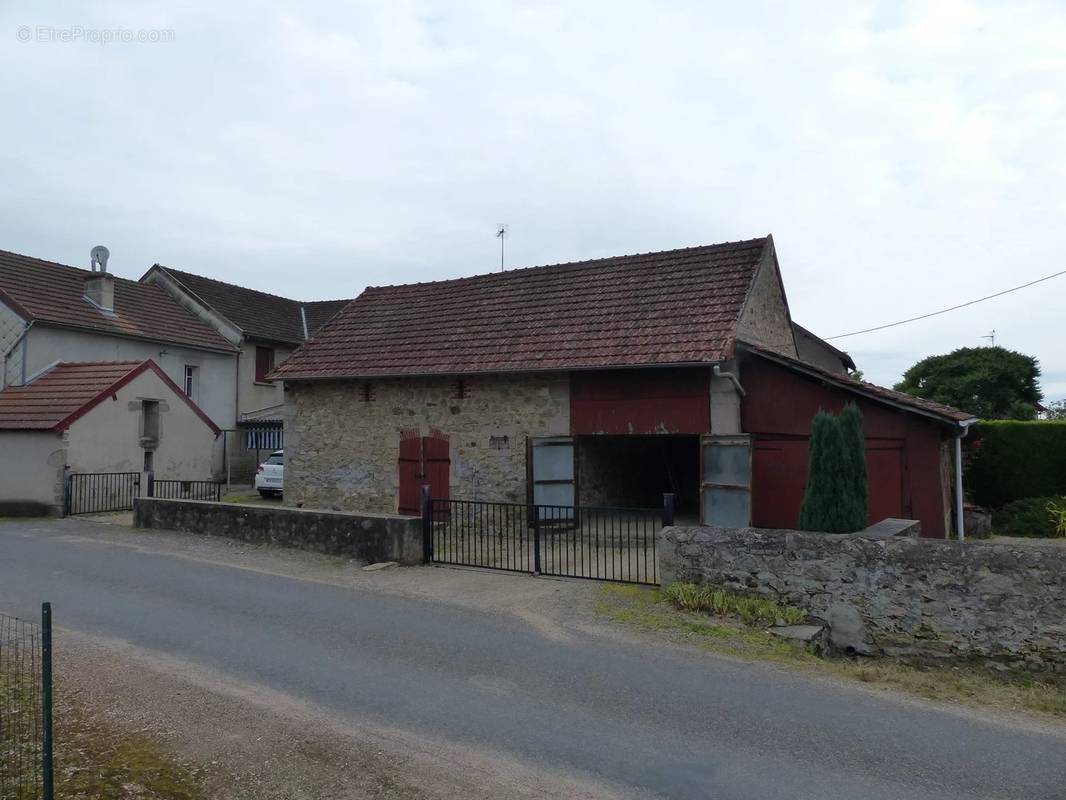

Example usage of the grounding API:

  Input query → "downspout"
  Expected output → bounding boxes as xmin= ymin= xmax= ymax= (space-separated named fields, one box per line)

xmin=712 ymin=364 xmax=745 ymax=397
xmin=954 ymin=419 xmax=977 ymax=541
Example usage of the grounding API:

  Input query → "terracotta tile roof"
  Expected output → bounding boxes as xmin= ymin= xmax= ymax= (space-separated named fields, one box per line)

xmin=150 ymin=266 xmax=351 ymax=344
xmin=0 ymin=250 xmax=234 ymax=352
xmin=273 ymin=238 xmax=771 ymax=379
xmin=0 ymin=360 xmax=221 ymax=433
xmin=0 ymin=361 xmax=142 ymax=429
xmin=742 ymin=344 xmax=978 ymax=425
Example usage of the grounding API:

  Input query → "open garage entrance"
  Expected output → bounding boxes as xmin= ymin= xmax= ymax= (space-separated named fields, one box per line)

xmin=576 ymin=435 xmax=699 ymax=519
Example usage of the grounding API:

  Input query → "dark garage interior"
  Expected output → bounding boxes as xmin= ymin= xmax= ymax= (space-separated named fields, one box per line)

xmin=576 ymin=435 xmax=700 ymax=517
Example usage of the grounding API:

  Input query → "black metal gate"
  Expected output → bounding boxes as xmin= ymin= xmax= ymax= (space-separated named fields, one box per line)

xmin=425 ymin=494 xmax=671 ymax=586
xmin=65 ymin=472 xmax=140 ymax=515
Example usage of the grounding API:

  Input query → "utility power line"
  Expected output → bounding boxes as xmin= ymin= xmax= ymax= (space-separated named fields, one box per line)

xmin=826 ymin=268 xmax=1066 ymax=340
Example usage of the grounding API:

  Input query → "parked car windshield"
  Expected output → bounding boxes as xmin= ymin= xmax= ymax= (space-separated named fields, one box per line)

xmin=264 ymin=453 xmax=284 ymax=465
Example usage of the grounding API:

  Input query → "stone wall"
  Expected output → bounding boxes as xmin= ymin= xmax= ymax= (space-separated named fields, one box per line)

xmin=284 ymin=373 xmax=570 ymax=513
xmin=134 ymin=497 xmax=423 ymax=564
xmin=660 ymin=525 xmax=1066 ymax=670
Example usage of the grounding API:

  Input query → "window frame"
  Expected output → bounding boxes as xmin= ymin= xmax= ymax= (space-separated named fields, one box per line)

xmin=183 ymin=365 xmax=196 ymax=397
xmin=255 ymin=346 xmax=276 ymax=384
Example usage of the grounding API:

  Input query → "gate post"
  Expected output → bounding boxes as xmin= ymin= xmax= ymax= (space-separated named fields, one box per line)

xmin=62 ymin=468 xmax=72 ymax=517
xmin=146 ymin=470 xmax=155 ymax=498
xmin=41 ymin=602 xmax=54 ymax=800
xmin=532 ymin=508 xmax=541 ymax=575
xmin=420 ymin=484 xmax=432 ymax=564
xmin=662 ymin=493 xmax=675 ymax=528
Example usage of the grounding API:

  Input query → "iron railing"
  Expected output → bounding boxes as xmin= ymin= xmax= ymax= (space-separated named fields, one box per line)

xmin=150 ymin=479 xmax=222 ymax=502
xmin=65 ymin=472 xmax=140 ymax=515
xmin=0 ymin=605 xmax=54 ymax=800
xmin=427 ymin=495 xmax=668 ymax=585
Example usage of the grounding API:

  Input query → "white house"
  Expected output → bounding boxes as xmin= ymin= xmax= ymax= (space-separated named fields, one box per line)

xmin=0 ymin=360 xmax=221 ymax=515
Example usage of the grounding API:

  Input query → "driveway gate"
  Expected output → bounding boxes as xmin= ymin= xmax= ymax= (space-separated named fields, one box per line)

xmin=65 ymin=472 xmax=140 ymax=515
xmin=425 ymin=494 xmax=672 ymax=586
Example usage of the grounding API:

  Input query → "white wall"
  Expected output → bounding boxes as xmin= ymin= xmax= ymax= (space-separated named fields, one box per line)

xmin=0 ymin=430 xmax=66 ymax=512
xmin=0 ymin=300 xmax=27 ymax=389
xmin=65 ymin=367 xmax=220 ymax=479
xmin=24 ymin=326 xmax=237 ymax=428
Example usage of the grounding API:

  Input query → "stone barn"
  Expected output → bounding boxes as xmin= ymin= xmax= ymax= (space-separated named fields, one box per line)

xmin=272 ymin=236 xmax=975 ymax=537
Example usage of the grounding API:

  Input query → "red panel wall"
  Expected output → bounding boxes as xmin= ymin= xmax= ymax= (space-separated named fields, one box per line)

xmin=570 ymin=368 xmax=710 ymax=435
xmin=741 ymin=356 xmax=949 ymax=537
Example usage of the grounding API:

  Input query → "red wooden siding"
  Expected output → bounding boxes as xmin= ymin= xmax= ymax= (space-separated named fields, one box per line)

xmin=570 ymin=368 xmax=710 ymax=436
xmin=741 ymin=355 xmax=949 ymax=537
xmin=751 ymin=437 xmax=907 ymax=530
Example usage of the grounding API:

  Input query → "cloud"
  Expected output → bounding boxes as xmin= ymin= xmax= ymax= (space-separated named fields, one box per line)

xmin=1 ymin=0 xmax=1064 ymax=398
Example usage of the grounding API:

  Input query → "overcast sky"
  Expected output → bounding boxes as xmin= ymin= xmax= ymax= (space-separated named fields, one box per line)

xmin=2 ymin=1 xmax=1064 ymax=399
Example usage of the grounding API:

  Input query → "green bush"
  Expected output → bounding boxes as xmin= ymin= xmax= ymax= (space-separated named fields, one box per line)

xmin=991 ymin=496 xmax=1065 ymax=538
xmin=799 ymin=404 xmax=868 ymax=533
xmin=662 ymin=582 xmax=806 ymax=626
xmin=966 ymin=421 xmax=1066 ymax=508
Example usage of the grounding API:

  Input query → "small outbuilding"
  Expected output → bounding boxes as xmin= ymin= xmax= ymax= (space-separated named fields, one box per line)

xmin=0 ymin=360 xmax=221 ymax=514
xmin=272 ymin=236 xmax=975 ymax=537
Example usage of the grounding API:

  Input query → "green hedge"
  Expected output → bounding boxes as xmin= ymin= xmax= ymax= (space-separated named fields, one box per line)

xmin=991 ymin=497 xmax=1064 ymax=538
xmin=965 ymin=421 xmax=1066 ymax=508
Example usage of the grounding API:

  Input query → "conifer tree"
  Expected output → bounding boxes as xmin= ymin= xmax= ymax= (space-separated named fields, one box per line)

xmin=799 ymin=406 xmax=869 ymax=533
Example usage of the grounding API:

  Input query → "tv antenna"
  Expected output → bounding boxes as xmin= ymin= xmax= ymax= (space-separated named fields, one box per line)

xmin=980 ymin=329 xmax=996 ymax=347
xmin=496 ymin=224 xmax=508 ymax=271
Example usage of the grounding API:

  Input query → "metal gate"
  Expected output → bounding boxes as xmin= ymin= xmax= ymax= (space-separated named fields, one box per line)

xmin=65 ymin=472 xmax=140 ymax=515
xmin=426 ymin=495 xmax=670 ymax=586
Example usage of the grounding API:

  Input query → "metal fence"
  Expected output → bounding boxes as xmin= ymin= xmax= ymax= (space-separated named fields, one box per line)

xmin=150 ymin=478 xmax=222 ymax=502
xmin=0 ymin=605 xmax=54 ymax=800
xmin=65 ymin=472 xmax=140 ymax=515
xmin=426 ymin=495 xmax=668 ymax=585
xmin=65 ymin=472 xmax=225 ymax=514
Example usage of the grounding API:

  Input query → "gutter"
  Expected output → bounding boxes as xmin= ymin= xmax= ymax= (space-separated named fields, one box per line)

xmin=712 ymin=364 xmax=745 ymax=397
xmin=954 ymin=418 xmax=979 ymax=541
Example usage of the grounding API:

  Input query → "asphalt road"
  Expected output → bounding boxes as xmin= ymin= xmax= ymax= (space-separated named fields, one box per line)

xmin=1 ymin=519 xmax=1063 ymax=799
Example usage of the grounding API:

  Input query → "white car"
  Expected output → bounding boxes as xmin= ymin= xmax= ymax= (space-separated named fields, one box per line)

xmin=255 ymin=450 xmax=284 ymax=497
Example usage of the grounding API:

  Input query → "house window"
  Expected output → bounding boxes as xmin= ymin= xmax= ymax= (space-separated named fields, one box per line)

xmin=143 ymin=450 xmax=154 ymax=472
xmin=183 ymin=365 xmax=197 ymax=397
xmin=255 ymin=347 xmax=275 ymax=383
xmin=141 ymin=400 xmax=160 ymax=443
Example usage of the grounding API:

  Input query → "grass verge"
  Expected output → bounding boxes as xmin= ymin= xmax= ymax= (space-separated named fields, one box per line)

xmin=54 ymin=681 xmax=206 ymax=799
xmin=596 ymin=584 xmax=1066 ymax=719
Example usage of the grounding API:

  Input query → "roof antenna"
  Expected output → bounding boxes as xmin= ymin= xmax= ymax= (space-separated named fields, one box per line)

xmin=980 ymin=329 xmax=996 ymax=347
xmin=496 ymin=224 xmax=508 ymax=271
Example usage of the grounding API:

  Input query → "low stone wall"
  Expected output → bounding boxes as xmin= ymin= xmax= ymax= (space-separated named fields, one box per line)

xmin=660 ymin=525 xmax=1066 ymax=670
xmin=134 ymin=498 xmax=423 ymax=565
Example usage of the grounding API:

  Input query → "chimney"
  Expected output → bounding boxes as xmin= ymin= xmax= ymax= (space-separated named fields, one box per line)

xmin=84 ymin=245 xmax=114 ymax=312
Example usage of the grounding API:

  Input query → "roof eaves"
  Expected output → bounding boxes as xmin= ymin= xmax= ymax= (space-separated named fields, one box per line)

xmin=269 ymin=359 xmax=721 ymax=382
xmin=33 ymin=318 xmax=239 ymax=354
xmin=740 ymin=343 xmax=976 ymax=427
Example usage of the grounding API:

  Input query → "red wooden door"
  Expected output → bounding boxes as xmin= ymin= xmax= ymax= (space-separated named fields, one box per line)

xmin=865 ymin=440 xmax=905 ymax=524
xmin=397 ymin=431 xmax=450 ymax=515
xmin=398 ymin=432 xmax=423 ymax=515
xmin=423 ymin=432 xmax=451 ymax=504
xmin=751 ymin=438 xmax=808 ymax=529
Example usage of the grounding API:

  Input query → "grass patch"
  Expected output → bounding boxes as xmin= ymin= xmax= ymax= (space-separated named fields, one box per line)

xmin=53 ymin=683 xmax=205 ymax=799
xmin=596 ymin=584 xmax=1066 ymax=720
xmin=662 ymin=582 xmax=806 ymax=625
